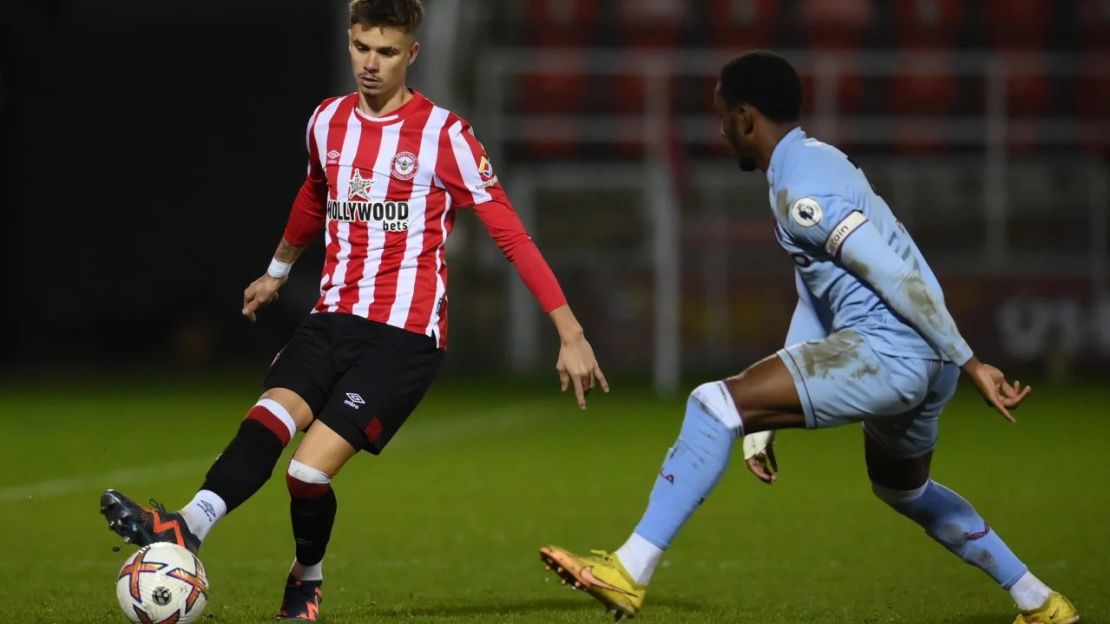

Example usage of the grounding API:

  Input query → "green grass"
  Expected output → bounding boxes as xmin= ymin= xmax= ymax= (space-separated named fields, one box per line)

xmin=1 ymin=376 xmax=1107 ymax=623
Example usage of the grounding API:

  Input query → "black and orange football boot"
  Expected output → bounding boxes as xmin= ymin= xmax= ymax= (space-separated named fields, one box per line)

xmin=275 ymin=574 xmax=324 ymax=622
xmin=99 ymin=489 xmax=201 ymax=554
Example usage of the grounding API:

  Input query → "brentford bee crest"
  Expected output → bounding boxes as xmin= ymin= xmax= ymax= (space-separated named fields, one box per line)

xmin=391 ymin=152 xmax=418 ymax=180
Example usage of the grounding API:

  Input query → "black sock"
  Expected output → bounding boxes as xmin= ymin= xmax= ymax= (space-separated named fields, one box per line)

xmin=200 ymin=419 xmax=285 ymax=512
xmin=288 ymin=481 xmax=337 ymax=568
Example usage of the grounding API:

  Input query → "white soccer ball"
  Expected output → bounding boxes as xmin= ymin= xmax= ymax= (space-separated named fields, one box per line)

xmin=116 ymin=542 xmax=209 ymax=624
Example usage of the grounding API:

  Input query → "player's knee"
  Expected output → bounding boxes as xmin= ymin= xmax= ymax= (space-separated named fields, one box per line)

xmin=286 ymin=459 xmax=332 ymax=499
xmin=689 ymin=381 xmax=743 ymax=437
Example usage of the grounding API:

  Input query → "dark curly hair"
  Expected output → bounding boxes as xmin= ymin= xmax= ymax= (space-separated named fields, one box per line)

xmin=349 ymin=0 xmax=424 ymax=34
xmin=719 ymin=51 xmax=802 ymax=123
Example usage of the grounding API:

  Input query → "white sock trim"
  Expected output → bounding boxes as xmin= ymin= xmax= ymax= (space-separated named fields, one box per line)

xmin=690 ymin=381 xmax=743 ymax=437
xmin=257 ymin=398 xmax=297 ymax=440
xmin=288 ymin=459 xmax=331 ymax=484
xmin=1010 ymin=571 xmax=1052 ymax=611
xmin=291 ymin=558 xmax=324 ymax=582
xmin=871 ymin=480 xmax=929 ymax=505
xmin=615 ymin=532 xmax=664 ymax=586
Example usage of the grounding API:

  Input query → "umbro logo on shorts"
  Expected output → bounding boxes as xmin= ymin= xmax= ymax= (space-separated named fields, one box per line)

xmin=344 ymin=393 xmax=366 ymax=410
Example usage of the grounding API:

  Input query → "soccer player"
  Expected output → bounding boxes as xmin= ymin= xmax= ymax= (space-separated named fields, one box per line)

xmin=540 ymin=52 xmax=1078 ymax=624
xmin=99 ymin=1 xmax=608 ymax=621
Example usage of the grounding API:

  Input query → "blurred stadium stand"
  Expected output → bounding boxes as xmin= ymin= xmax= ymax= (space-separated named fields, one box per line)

xmin=4 ymin=0 xmax=1108 ymax=394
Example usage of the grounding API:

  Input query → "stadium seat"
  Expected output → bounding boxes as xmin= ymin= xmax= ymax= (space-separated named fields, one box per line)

xmin=613 ymin=0 xmax=691 ymax=48
xmin=706 ymin=0 xmax=781 ymax=49
xmin=1006 ymin=63 xmax=1051 ymax=117
xmin=984 ymin=0 xmax=1051 ymax=50
xmin=1077 ymin=0 xmax=1110 ymax=51
xmin=888 ymin=54 xmax=958 ymax=116
xmin=514 ymin=50 xmax=590 ymax=158
xmin=798 ymin=0 xmax=874 ymax=49
xmin=525 ymin=0 xmax=599 ymax=47
xmin=891 ymin=0 xmax=965 ymax=49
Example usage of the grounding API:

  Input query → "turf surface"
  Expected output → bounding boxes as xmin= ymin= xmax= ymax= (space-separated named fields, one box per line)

xmin=1 ymin=375 xmax=1106 ymax=623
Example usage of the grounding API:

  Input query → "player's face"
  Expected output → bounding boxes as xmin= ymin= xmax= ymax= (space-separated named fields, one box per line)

xmin=714 ymin=83 xmax=759 ymax=172
xmin=349 ymin=24 xmax=420 ymax=100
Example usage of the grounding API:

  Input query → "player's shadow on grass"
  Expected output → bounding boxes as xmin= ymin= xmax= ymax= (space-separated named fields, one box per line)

xmin=362 ymin=596 xmax=704 ymax=618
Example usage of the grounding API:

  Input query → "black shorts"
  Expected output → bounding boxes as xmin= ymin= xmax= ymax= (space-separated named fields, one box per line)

xmin=264 ymin=313 xmax=443 ymax=454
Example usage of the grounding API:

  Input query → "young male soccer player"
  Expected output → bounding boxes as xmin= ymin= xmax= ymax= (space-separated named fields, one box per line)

xmin=540 ymin=51 xmax=1078 ymax=624
xmin=99 ymin=1 xmax=608 ymax=620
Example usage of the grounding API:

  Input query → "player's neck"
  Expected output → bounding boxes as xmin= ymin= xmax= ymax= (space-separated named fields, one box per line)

xmin=358 ymin=86 xmax=411 ymax=118
xmin=757 ymin=123 xmax=800 ymax=171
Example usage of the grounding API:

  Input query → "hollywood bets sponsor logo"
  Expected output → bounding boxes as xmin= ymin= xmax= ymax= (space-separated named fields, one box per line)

xmin=332 ymin=169 xmax=409 ymax=231
xmin=327 ymin=199 xmax=410 ymax=231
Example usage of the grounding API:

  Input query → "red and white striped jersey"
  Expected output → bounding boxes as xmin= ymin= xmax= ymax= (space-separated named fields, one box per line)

xmin=282 ymin=90 xmax=565 ymax=349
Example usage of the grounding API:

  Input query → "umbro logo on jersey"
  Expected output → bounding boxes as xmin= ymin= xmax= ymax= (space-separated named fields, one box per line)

xmin=326 ymin=149 xmax=341 ymax=164
xmin=344 ymin=393 xmax=366 ymax=410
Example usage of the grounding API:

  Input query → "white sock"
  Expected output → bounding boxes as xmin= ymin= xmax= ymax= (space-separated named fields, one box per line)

xmin=615 ymin=532 xmax=664 ymax=586
xmin=1010 ymin=571 xmax=1053 ymax=611
xmin=177 ymin=489 xmax=227 ymax=542
xmin=291 ymin=559 xmax=323 ymax=582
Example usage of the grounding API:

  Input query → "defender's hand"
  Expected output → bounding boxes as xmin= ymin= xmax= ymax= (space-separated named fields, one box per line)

xmin=743 ymin=431 xmax=778 ymax=485
xmin=962 ymin=358 xmax=1031 ymax=422
xmin=555 ymin=334 xmax=609 ymax=410
xmin=242 ymin=274 xmax=285 ymax=323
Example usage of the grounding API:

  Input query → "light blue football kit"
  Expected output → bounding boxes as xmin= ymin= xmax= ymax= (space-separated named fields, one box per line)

xmin=768 ymin=127 xmax=965 ymax=459
xmin=626 ymin=127 xmax=1031 ymax=594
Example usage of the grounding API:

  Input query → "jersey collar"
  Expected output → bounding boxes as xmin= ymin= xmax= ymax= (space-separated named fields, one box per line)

xmin=766 ymin=126 xmax=806 ymax=185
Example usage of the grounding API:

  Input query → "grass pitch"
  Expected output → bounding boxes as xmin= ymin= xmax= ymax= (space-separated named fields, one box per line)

xmin=1 ymin=374 xmax=1106 ymax=623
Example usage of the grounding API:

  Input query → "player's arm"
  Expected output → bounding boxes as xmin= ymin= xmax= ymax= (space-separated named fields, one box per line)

xmin=829 ymin=211 xmax=1030 ymax=420
xmin=441 ymin=118 xmax=607 ymax=408
xmin=243 ymin=108 xmax=329 ymax=322
xmin=472 ymin=199 xmax=609 ymax=409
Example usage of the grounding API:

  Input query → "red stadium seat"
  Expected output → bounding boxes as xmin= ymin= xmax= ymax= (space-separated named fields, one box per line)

xmin=1077 ymin=0 xmax=1110 ymax=51
xmin=888 ymin=55 xmax=959 ymax=116
xmin=614 ymin=0 xmax=691 ymax=48
xmin=799 ymin=70 xmax=867 ymax=115
xmin=706 ymin=0 xmax=782 ymax=49
xmin=514 ymin=51 xmax=590 ymax=159
xmin=1006 ymin=65 xmax=1051 ymax=117
xmin=891 ymin=0 xmax=965 ymax=49
xmin=798 ymin=0 xmax=874 ymax=49
xmin=525 ymin=0 xmax=599 ymax=47
xmin=984 ymin=0 xmax=1051 ymax=50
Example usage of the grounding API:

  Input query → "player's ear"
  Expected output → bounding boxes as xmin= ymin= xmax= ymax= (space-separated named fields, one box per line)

xmin=739 ymin=106 xmax=755 ymax=137
xmin=407 ymin=41 xmax=420 ymax=65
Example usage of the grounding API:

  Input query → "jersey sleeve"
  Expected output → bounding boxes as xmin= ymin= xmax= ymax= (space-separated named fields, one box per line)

xmin=838 ymin=217 xmax=974 ymax=364
xmin=435 ymin=118 xmax=508 ymax=208
xmin=472 ymin=200 xmax=567 ymax=313
xmin=775 ymin=192 xmax=864 ymax=255
xmin=282 ymin=105 xmax=329 ymax=247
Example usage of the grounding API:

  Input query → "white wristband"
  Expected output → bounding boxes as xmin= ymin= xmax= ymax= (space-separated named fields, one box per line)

xmin=267 ymin=258 xmax=292 ymax=279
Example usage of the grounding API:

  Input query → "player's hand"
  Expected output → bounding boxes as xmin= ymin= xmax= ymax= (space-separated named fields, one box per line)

xmin=961 ymin=357 xmax=1031 ymax=422
xmin=242 ymin=274 xmax=285 ymax=323
xmin=743 ymin=431 xmax=778 ymax=485
xmin=555 ymin=333 xmax=609 ymax=410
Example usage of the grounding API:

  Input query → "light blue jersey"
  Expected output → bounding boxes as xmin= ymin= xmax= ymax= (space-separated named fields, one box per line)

xmin=767 ymin=127 xmax=972 ymax=365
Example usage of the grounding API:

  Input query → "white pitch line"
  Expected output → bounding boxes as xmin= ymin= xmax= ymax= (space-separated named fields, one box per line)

xmin=0 ymin=398 xmax=558 ymax=505
xmin=0 ymin=458 xmax=213 ymax=504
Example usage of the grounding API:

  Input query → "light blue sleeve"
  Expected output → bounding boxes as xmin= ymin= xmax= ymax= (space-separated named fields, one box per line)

xmin=836 ymin=215 xmax=974 ymax=365
xmin=777 ymin=193 xmax=856 ymax=251
xmin=785 ymin=270 xmax=827 ymax=346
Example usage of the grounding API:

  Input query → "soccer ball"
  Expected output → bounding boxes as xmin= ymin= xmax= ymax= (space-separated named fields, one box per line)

xmin=116 ymin=542 xmax=209 ymax=624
